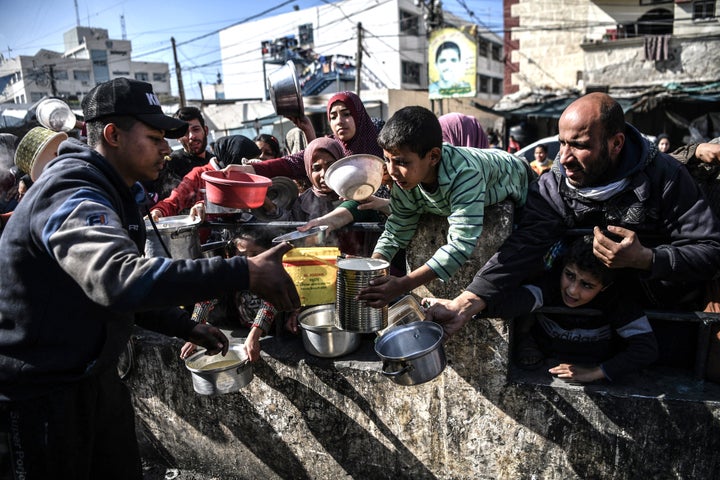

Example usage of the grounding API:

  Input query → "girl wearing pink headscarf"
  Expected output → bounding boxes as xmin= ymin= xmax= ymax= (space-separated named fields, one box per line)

xmin=438 ymin=112 xmax=490 ymax=149
xmin=291 ymin=137 xmax=346 ymax=220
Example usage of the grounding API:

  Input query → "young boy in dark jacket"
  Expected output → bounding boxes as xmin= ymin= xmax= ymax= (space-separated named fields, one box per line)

xmin=485 ymin=235 xmax=658 ymax=383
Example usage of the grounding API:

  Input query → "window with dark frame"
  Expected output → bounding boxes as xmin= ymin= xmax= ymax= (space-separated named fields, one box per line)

xmin=693 ymin=0 xmax=716 ymax=20
xmin=399 ymin=10 xmax=420 ymax=36
xmin=401 ymin=60 xmax=421 ymax=84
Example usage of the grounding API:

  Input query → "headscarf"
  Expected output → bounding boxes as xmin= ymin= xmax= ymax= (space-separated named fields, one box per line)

xmin=213 ymin=135 xmax=261 ymax=168
xmin=303 ymin=137 xmax=345 ymax=197
xmin=326 ymin=91 xmax=383 ymax=158
xmin=438 ymin=113 xmax=489 ymax=149
xmin=285 ymin=127 xmax=308 ymax=154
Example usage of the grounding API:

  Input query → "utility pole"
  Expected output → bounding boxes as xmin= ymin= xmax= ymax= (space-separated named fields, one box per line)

xmin=355 ymin=23 xmax=362 ymax=96
xmin=48 ymin=65 xmax=57 ymax=97
xmin=171 ymin=37 xmax=186 ymax=107
xmin=198 ymin=81 xmax=204 ymax=101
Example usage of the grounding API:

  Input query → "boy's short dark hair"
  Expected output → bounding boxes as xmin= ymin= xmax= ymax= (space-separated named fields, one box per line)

xmin=563 ymin=235 xmax=615 ymax=286
xmin=377 ymin=106 xmax=442 ymax=158
xmin=174 ymin=106 xmax=205 ymax=128
xmin=85 ymin=115 xmax=137 ymax=147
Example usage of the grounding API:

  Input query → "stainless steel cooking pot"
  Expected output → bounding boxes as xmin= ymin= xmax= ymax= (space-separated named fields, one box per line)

xmin=145 ymin=215 xmax=202 ymax=259
xmin=185 ymin=344 xmax=253 ymax=395
xmin=299 ymin=304 xmax=361 ymax=358
xmin=268 ymin=61 xmax=304 ymax=117
xmin=374 ymin=321 xmax=446 ymax=386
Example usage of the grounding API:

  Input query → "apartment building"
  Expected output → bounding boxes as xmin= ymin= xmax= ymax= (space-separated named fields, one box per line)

xmin=0 ymin=26 xmax=171 ymax=105
xmin=499 ymin=0 xmax=720 ymax=141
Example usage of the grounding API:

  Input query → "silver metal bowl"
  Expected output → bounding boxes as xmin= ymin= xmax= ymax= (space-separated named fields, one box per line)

xmin=324 ymin=154 xmax=385 ymax=201
xmin=299 ymin=304 xmax=361 ymax=358
xmin=271 ymin=225 xmax=328 ymax=247
xmin=185 ymin=344 xmax=253 ymax=395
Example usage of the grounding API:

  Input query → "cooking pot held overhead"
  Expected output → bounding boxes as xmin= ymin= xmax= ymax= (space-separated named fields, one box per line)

xmin=268 ymin=61 xmax=305 ymax=118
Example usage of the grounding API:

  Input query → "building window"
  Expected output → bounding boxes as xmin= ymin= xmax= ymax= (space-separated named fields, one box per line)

xmin=478 ymin=75 xmax=489 ymax=93
xmin=492 ymin=78 xmax=503 ymax=95
xmin=477 ymin=39 xmax=488 ymax=58
xmin=153 ymin=73 xmax=167 ymax=82
xmin=73 ymin=70 xmax=90 ymax=81
xmin=491 ymin=44 xmax=502 ymax=62
xmin=401 ymin=61 xmax=421 ymax=84
xmin=54 ymin=69 xmax=68 ymax=80
xmin=693 ymin=0 xmax=716 ymax=20
xmin=399 ymin=10 xmax=420 ymax=36
xmin=135 ymin=72 xmax=149 ymax=82
xmin=298 ymin=23 xmax=314 ymax=46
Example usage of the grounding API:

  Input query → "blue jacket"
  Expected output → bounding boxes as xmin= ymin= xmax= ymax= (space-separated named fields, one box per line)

xmin=468 ymin=124 xmax=720 ymax=308
xmin=0 ymin=139 xmax=249 ymax=400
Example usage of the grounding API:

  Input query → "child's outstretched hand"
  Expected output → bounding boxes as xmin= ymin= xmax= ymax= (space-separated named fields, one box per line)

xmin=180 ymin=342 xmax=198 ymax=360
xmin=549 ymin=363 xmax=605 ymax=383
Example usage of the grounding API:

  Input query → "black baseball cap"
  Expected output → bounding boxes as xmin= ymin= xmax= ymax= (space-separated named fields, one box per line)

xmin=82 ymin=78 xmax=189 ymax=139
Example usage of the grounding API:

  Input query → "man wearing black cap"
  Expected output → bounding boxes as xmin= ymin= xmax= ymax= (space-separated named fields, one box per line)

xmin=0 ymin=78 xmax=300 ymax=479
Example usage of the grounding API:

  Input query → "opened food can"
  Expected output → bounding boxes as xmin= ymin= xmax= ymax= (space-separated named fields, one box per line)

xmin=335 ymin=257 xmax=389 ymax=333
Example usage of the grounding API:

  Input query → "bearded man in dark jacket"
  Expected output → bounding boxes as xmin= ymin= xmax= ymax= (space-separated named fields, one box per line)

xmin=425 ymin=92 xmax=720 ymax=340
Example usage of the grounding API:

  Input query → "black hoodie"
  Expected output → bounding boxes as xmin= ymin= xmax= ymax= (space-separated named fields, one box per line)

xmin=0 ymin=139 xmax=249 ymax=400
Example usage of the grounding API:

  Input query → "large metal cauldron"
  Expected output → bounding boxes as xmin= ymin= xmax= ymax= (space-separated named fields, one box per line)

xmin=334 ymin=257 xmax=389 ymax=333
xmin=145 ymin=215 xmax=202 ymax=259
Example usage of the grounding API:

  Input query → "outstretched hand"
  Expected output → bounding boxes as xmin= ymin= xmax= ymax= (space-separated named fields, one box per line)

xmin=549 ymin=363 xmax=605 ymax=383
xmin=247 ymin=242 xmax=301 ymax=312
xmin=357 ymin=274 xmax=404 ymax=308
xmin=422 ymin=292 xmax=486 ymax=341
xmin=186 ymin=323 xmax=229 ymax=357
xmin=593 ymin=225 xmax=653 ymax=270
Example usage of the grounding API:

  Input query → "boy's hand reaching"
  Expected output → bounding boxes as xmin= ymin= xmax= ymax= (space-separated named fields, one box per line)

xmin=357 ymin=274 xmax=403 ymax=308
xmin=549 ymin=363 xmax=606 ymax=383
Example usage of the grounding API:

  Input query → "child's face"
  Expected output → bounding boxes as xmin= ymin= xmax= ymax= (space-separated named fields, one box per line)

xmin=383 ymin=145 xmax=441 ymax=191
xmin=560 ymin=262 xmax=605 ymax=308
xmin=310 ymin=149 xmax=337 ymax=194
xmin=255 ymin=141 xmax=275 ymax=160
xmin=235 ymin=238 xmax=265 ymax=257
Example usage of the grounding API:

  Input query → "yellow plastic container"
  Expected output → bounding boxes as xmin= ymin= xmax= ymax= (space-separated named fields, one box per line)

xmin=282 ymin=247 xmax=340 ymax=306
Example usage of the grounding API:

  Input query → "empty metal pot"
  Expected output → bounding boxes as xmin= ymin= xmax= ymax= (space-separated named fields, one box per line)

xmin=268 ymin=60 xmax=304 ymax=117
xmin=145 ymin=215 xmax=202 ymax=259
xmin=374 ymin=321 xmax=447 ymax=386
xmin=185 ymin=344 xmax=253 ymax=395
xmin=299 ymin=304 xmax=361 ymax=358
xmin=335 ymin=257 xmax=389 ymax=333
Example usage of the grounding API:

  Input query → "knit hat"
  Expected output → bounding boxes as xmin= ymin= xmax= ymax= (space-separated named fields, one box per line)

xmin=82 ymin=78 xmax=188 ymax=139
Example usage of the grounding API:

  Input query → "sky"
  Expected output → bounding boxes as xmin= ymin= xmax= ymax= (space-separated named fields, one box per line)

xmin=1 ymin=0 xmax=503 ymax=99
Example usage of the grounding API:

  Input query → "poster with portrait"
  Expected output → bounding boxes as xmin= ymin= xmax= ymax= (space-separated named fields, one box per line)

xmin=428 ymin=28 xmax=477 ymax=100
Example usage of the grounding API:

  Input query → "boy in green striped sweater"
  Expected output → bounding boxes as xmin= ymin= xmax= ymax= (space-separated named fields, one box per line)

xmin=359 ymin=106 xmax=531 ymax=307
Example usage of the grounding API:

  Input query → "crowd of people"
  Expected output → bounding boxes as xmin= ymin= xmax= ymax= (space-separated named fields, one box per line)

xmin=1 ymin=77 xmax=720 ymax=478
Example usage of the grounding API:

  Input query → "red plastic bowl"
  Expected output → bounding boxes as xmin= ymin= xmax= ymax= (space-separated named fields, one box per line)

xmin=201 ymin=170 xmax=272 ymax=209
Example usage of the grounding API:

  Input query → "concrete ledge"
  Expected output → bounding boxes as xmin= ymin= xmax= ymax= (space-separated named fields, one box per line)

xmin=128 ymin=203 xmax=720 ymax=478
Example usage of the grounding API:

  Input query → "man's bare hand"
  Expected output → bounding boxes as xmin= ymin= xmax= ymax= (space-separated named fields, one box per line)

xmin=593 ymin=225 xmax=653 ymax=270
xmin=422 ymin=291 xmax=487 ymax=341
xmin=695 ymin=142 xmax=720 ymax=165
xmin=247 ymin=242 xmax=301 ymax=312
xmin=187 ymin=323 xmax=229 ymax=357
